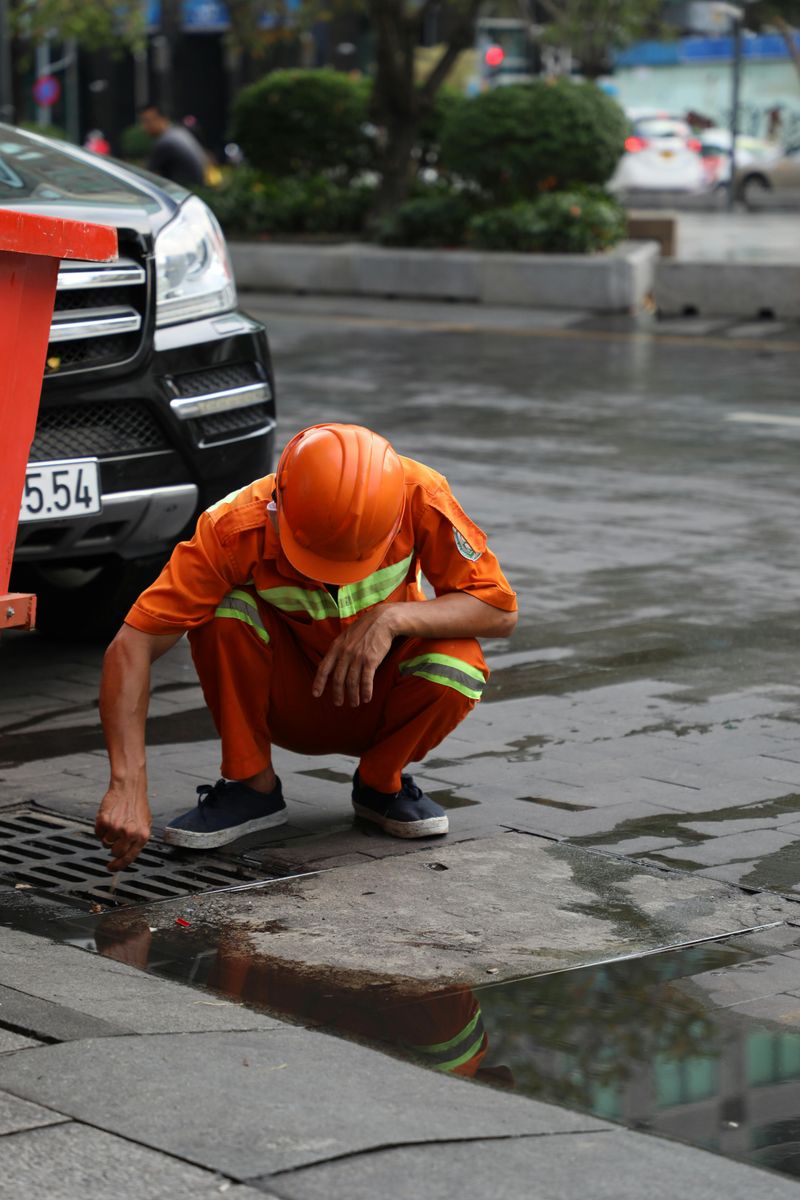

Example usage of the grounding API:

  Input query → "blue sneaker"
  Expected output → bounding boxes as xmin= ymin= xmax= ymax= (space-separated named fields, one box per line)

xmin=351 ymin=771 xmax=448 ymax=838
xmin=163 ymin=778 xmax=288 ymax=849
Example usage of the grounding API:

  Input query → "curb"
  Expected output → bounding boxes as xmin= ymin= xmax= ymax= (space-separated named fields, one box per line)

xmin=230 ymin=239 xmax=659 ymax=314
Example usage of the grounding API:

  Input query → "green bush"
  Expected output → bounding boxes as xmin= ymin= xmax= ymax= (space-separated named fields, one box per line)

xmin=440 ymin=79 xmax=626 ymax=201
xmin=201 ymin=167 xmax=373 ymax=237
xmin=468 ymin=189 xmax=626 ymax=254
xmin=376 ymin=185 xmax=475 ymax=247
xmin=120 ymin=123 xmax=152 ymax=161
xmin=20 ymin=121 xmax=68 ymax=141
xmin=232 ymin=69 xmax=373 ymax=178
xmin=416 ymin=86 xmax=469 ymax=168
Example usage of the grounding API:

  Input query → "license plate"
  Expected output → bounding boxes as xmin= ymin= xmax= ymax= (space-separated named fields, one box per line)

xmin=660 ymin=150 xmax=675 ymax=159
xmin=20 ymin=459 xmax=102 ymax=523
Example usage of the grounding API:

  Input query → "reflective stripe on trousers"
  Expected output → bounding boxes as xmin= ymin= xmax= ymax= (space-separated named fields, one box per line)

xmin=403 ymin=1007 xmax=487 ymax=1073
xmin=398 ymin=652 xmax=486 ymax=701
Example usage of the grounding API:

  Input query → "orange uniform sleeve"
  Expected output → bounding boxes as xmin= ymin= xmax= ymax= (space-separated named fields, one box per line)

xmin=414 ymin=481 xmax=517 ymax=613
xmin=125 ymin=511 xmax=239 ymax=635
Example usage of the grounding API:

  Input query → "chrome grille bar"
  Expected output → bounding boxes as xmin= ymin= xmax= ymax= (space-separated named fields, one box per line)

xmin=56 ymin=257 xmax=146 ymax=291
xmin=50 ymin=306 xmax=143 ymax=343
xmin=170 ymin=381 xmax=272 ymax=420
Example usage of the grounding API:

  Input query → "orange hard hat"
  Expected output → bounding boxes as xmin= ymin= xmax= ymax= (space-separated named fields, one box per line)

xmin=275 ymin=423 xmax=406 ymax=585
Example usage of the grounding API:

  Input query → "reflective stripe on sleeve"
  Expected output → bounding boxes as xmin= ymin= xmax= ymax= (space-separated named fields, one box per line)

xmin=214 ymin=589 xmax=270 ymax=644
xmin=398 ymin=652 xmax=486 ymax=701
xmin=404 ymin=1009 xmax=487 ymax=1073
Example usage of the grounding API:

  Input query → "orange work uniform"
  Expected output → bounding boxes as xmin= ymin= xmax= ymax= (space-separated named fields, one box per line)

xmin=126 ymin=456 xmax=517 ymax=793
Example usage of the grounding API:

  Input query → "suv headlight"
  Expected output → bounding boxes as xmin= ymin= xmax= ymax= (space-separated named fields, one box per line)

xmin=155 ymin=196 xmax=237 ymax=327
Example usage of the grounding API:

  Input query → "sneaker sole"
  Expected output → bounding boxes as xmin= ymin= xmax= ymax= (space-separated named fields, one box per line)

xmin=163 ymin=809 xmax=288 ymax=850
xmin=352 ymin=803 xmax=448 ymax=838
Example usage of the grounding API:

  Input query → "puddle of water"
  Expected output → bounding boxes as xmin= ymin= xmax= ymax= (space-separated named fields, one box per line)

xmin=2 ymin=888 xmax=800 ymax=1179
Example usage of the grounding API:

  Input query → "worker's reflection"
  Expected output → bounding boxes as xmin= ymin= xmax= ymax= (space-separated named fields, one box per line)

xmin=94 ymin=914 xmax=513 ymax=1086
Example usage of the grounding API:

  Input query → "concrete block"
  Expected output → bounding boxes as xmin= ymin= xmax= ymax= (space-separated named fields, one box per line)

xmin=350 ymin=246 xmax=482 ymax=301
xmin=230 ymin=239 xmax=659 ymax=313
xmin=481 ymin=241 xmax=658 ymax=312
xmin=656 ymin=261 xmax=800 ymax=318
xmin=261 ymin=1128 xmax=800 ymax=1200
xmin=230 ymin=242 xmax=355 ymax=295
xmin=0 ymin=1122 xmax=266 ymax=1200
xmin=0 ymin=927 xmax=282 ymax=1036
xmin=0 ymin=1030 xmax=611 ymax=1177
xmin=626 ymin=209 xmax=677 ymax=257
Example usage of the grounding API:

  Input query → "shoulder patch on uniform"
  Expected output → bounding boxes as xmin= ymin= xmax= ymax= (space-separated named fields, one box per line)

xmin=453 ymin=526 xmax=482 ymax=561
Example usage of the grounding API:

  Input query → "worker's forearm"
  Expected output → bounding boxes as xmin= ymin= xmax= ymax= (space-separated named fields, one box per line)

xmin=382 ymin=592 xmax=517 ymax=641
xmin=100 ymin=636 xmax=152 ymax=787
xmin=99 ymin=626 xmax=181 ymax=786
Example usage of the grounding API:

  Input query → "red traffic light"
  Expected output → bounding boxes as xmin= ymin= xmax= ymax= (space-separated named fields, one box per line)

xmin=485 ymin=44 xmax=505 ymax=68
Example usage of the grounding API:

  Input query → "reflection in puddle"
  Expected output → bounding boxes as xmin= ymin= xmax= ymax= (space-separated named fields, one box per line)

xmin=3 ymin=890 xmax=800 ymax=1180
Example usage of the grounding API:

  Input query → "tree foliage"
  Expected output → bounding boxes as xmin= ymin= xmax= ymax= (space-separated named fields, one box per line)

xmin=533 ymin=0 xmax=664 ymax=78
xmin=232 ymin=68 xmax=372 ymax=176
xmin=746 ymin=0 xmax=800 ymax=78
xmin=440 ymin=78 xmax=627 ymax=200
xmin=10 ymin=0 xmax=146 ymax=51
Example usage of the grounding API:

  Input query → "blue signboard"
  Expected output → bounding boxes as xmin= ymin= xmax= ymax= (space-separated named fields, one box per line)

xmin=616 ymin=31 xmax=800 ymax=68
xmin=146 ymin=0 xmax=299 ymax=31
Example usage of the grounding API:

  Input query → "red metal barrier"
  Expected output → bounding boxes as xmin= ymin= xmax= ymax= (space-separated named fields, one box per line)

xmin=0 ymin=210 xmax=117 ymax=631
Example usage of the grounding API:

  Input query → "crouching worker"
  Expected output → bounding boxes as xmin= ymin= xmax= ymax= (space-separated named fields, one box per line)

xmin=95 ymin=424 xmax=518 ymax=870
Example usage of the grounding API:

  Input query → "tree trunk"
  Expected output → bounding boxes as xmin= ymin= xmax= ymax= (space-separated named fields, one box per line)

xmin=371 ymin=113 xmax=423 ymax=220
xmin=773 ymin=15 xmax=800 ymax=83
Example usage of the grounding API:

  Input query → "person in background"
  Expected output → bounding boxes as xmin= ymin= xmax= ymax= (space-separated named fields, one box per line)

xmin=138 ymin=103 xmax=207 ymax=188
xmin=84 ymin=129 xmax=111 ymax=155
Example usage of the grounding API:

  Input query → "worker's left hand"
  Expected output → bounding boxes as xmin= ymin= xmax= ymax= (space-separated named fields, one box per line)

xmin=313 ymin=607 xmax=395 ymax=706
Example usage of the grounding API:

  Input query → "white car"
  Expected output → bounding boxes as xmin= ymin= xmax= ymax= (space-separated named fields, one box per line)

xmin=609 ymin=114 xmax=707 ymax=196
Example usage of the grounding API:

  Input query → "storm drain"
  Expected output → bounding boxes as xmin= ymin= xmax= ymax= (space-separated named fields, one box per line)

xmin=0 ymin=806 xmax=279 ymax=908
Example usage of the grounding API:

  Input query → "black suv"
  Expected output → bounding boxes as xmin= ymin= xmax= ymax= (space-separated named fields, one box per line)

xmin=2 ymin=124 xmax=275 ymax=636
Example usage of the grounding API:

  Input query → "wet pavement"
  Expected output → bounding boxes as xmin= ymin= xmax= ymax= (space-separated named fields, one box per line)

xmin=4 ymin=295 xmax=800 ymax=893
xmin=3 ymin=295 xmax=800 ymax=1193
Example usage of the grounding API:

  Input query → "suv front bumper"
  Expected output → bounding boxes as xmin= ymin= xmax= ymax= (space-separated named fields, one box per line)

xmin=15 ymin=309 xmax=276 ymax=564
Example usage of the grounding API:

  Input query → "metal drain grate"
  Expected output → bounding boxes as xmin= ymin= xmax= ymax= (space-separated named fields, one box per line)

xmin=0 ymin=806 xmax=278 ymax=908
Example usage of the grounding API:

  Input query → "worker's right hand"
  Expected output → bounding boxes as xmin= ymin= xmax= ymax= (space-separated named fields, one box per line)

xmin=95 ymin=785 xmax=152 ymax=871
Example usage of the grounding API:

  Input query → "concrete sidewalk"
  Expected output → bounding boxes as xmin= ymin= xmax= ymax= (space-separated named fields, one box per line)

xmin=1 ymin=883 xmax=800 ymax=1200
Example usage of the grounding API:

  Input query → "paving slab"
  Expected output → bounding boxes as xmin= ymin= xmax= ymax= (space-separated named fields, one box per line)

xmin=259 ymin=1128 xmax=800 ymax=1200
xmin=0 ymin=1122 xmax=272 ymax=1200
xmin=171 ymin=831 xmax=795 ymax=986
xmin=0 ymin=926 xmax=282 ymax=1036
xmin=0 ymin=1028 xmax=41 ymax=1053
xmin=0 ymin=1029 xmax=611 ymax=1178
xmin=0 ymin=1087 xmax=66 ymax=1135
xmin=0 ymin=980 xmax=134 ymax=1041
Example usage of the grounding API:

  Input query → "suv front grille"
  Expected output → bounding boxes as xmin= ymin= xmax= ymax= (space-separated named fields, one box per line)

xmin=30 ymin=402 xmax=170 ymax=461
xmin=47 ymin=253 xmax=148 ymax=376
xmin=171 ymin=362 xmax=263 ymax=397
xmin=194 ymin=403 xmax=271 ymax=445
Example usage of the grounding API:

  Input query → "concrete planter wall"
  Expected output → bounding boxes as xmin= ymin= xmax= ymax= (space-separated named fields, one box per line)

xmin=230 ymin=239 xmax=659 ymax=314
xmin=655 ymin=261 xmax=800 ymax=319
